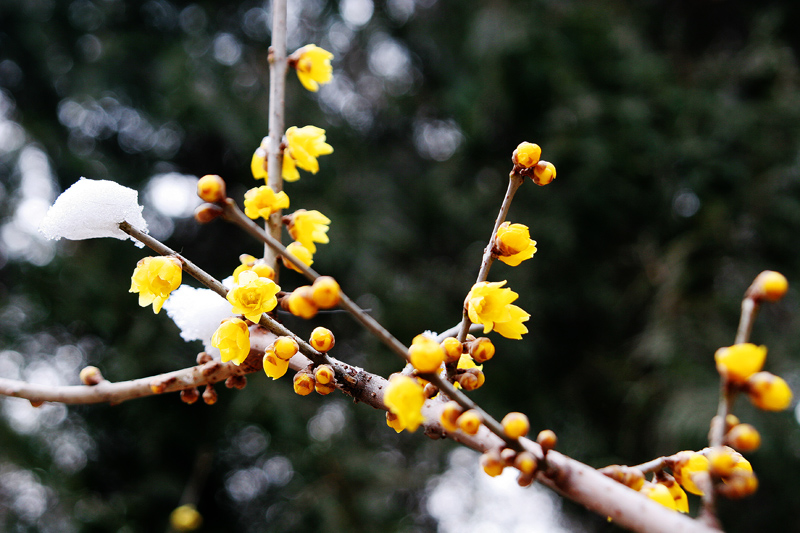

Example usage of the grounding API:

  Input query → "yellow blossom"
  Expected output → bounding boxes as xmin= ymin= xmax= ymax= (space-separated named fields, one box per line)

xmin=285 ymin=126 xmax=333 ymax=175
xmin=715 ymin=343 xmax=767 ymax=384
xmin=250 ymin=146 xmax=301 ymax=182
xmin=288 ymin=209 xmax=331 ymax=254
xmin=311 ymin=276 xmax=341 ymax=308
xmin=672 ymin=451 xmax=710 ymax=496
xmin=293 ymin=44 xmax=333 ymax=92
xmin=226 ymin=270 xmax=280 ymax=322
xmin=243 ymin=185 xmax=290 ymax=220
xmin=501 ymin=412 xmax=530 ymax=439
xmin=408 ymin=334 xmax=445 ymax=373
xmin=211 ymin=318 xmax=251 ymax=365
xmin=746 ymin=371 xmax=793 ymax=411
xmin=283 ymin=241 xmax=314 ymax=272
xmin=513 ymin=142 xmax=542 ymax=168
xmin=233 ymin=255 xmax=275 ymax=282
xmin=533 ymin=161 xmax=556 ymax=186
xmin=129 ymin=256 xmax=183 ymax=314
xmin=384 ymin=375 xmax=425 ymax=432
xmin=494 ymin=222 xmax=537 ymax=267
xmin=467 ymin=281 xmax=530 ymax=339
xmin=641 ymin=482 xmax=678 ymax=512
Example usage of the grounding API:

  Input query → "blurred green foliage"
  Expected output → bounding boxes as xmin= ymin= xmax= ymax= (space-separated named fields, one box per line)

xmin=1 ymin=0 xmax=799 ymax=531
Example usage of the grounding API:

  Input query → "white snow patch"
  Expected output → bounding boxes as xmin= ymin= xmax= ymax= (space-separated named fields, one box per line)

xmin=39 ymin=178 xmax=148 ymax=247
xmin=163 ymin=285 xmax=232 ymax=357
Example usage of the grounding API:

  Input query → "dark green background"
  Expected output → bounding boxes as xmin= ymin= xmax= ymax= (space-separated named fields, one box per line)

xmin=1 ymin=0 xmax=799 ymax=531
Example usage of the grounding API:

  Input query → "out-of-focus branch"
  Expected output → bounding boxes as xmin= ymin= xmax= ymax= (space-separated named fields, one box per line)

xmin=265 ymin=0 xmax=288 ymax=269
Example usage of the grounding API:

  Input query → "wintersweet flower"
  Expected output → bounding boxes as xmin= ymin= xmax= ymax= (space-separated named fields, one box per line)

xmin=466 ymin=281 xmax=530 ymax=339
xmin=233 ymin=255 xmax=275 ymax=282
xmin=226 ymin=270 xmax=280 ymax=322
xmin=408 ymin=334 xmax=445 ymax=373
xmin=129 ymin=256 xmax=183 ymax=313
xmin=283 ymin=241 xmax=314 ymax=273
xmin=715 ymin=343 xmax=767 ymax=384
xmin=263 ymin=349 xmax=289 ymax=380
xmin=211 ymin=318 xmax=250 ymax=365
xmin=251 ymin=145 xmax=301 ymax=182
xmin=672 ymin=451 xmax=710 ymax=496
xmin=285 ymin=126 xmax=333 ymax=174
xmin=384 ymin=375 xmax=425 ymax=433
xmin=244 ymin=185 xmax=290 ymax=220
xmin=288 ymin=209 xmax=331 ymax=254
xmin=746 ymin=372 xmax=793 ymax=411
xmin=641 ymin=482 xmax=678 ymax=512
xmin=494 ymin=222 xmax=537 ymax=267
xmin=293 ymin=44 xmax=333 ymax=92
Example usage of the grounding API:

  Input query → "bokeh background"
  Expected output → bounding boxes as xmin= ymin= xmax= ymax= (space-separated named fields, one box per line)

xmin=1 ymin=0 xmax=800 ymax=531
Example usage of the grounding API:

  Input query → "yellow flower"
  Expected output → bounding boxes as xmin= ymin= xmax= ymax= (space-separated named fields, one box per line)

xmin=263 ymin=349 xmax=289 ymax=380
xmin=466 ymin=281 xmax=530 ymax=339
xmin=226 ymin=270 xmax=280 ymax=323
xmin=293 ymin=44 xmax=333 ymax=92
xmin=283 ymin=241 xmax=314 ymax=273
xmin=129 ymin=256 xmax=182 ymax=314
xmin=512 ymin=142 xmax=541 ymax=168
xmin=285 ymin=126 xmax=333 ymax=174
xmin=715 ymin=343 xmax=767 ymax=384
xmin=211 ymin=318 xmax=251 ymax=365
xmin=533 ymin=161 xmax=556 ymax=186
xmin=243 ymin=185 xmax=290 ymax=220
xmin=170 ymin=504 xmax=202 ymax=531
xmin=251 ymin=145 xmax=301 ymax=183
xmin=384 ymin=375 xmax=425 ymax=433
xmin=672 ymin=451 xmax=710 ymax=496
xmin=501 ymin=412 xmax=530 ymax=439
xmin=640 ymin=482 xmax=678 ymax=512
xmin=494 ymin=222 xmax=537 ymax=267
xmin=288 ymin=209 xmax=331 ymax=254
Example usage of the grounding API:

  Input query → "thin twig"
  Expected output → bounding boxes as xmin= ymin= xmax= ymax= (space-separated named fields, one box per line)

xmin=456 ymin=174 xmax=525 ymax=342
xmin=265 ymin=0 xmax=288 ymax=269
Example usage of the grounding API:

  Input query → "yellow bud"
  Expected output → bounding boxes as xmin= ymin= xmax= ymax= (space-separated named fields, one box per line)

xmin=440 ymin=401 xmax=463 ymax=432
xmin=79 ymin=366 xmax=104 ymax=386
xmin=441 ymin=337 xmax=463 ymax=364
xmin=599 ymin=465 xmax=645 ymax=491
xmin=514 ymin=451 xmax=538 ymax=476
xmin=386 ymin=411 xmax=404 ymax=433
xmin=315 ymin=380 xmax=335 ymax=395
xmin=314 ymin=364 xmax=335 ymax=385
xmin=671 ymin=451 xmax=710 ymax=496
xmin=468 ymin=337 xmax=495 ymax=363
xmin=658 ymin=476 xmax=689 ymax=513
xmin=170 ymin=504 xmax=203 ymax=531
xmin=457 ymin=409 xmax=482 ymax=435
xmin=263 ymin=351 xmax=289 ymax=380
xmin=193 ymin=203 xmax=223 ymax=224
xmin=310 ymin=327 xmax=335 ymax=352
xmin=293 ymin=372 xmax=315 ymax=396
xmin=726 ymin=423 xmax=761 ymax=453
xmin=746 ymin=371 xmax=793 ymax=411
xmin=512 ymin=142 xmax=542 ymax=168
xmin=480 ymin=449 xmax=505 ymax=477
xmin=537 ymin=429 xmax=557 ymax=452
xmin=708 ymin=447 xmax=738 ymax=478
xmin=715 ymin=343 xmax=767 ymax=384
xmin=273 ymin=336 xmax=299 ymax=361
xmin=533 ymin=161 xmax=556 ymax=186
xmin=752 ymin=270 xmax=788 ymax=302
xmin=283 ymin=241 xmax=314 ymax=272
xmin=196 ymin=174 xmax=226 ymax=203
xmin=284 ymin=286 xmax=318 ymax=319
xmin=457 ymin=369 xmax=485 ymax=391
xmin=501 ymin=412 xmax=530 ymax=439
xmin=718 ymin=469 xmax=758 ymax=499
xmin=408 ymin=334 xmax=445 ymax=373
xmin=311 ymin=276 xmax=341 ymax=308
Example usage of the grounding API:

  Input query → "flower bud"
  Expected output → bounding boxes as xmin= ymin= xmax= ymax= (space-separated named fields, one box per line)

xmin=500 ymin=447 xmax=517 ymax=466
xmin=671 ymin=451 xmax=709 ymax=496
xmin=283 ymin=286 xmax=318 ymax=319
xmin=468 ymin=337 xmax=495 ymax=363
xmin=180 ymin=387 xmax=200 ymax=404
xmin=311 ymin=276 xmax=341 ymax=308
xmin=310 ymin=327 xmax=335 ymax=352
xmin=273 ymin=337 xmax=299 ymax=361
xmin=532 ymin=161 xmax=556 ymax=186
xmin=501 ymin=412 xmax=530 ymax=439
xmin=512 ymin=142 xmax=542 ymax=169
xmin=293 ymin=372 xmax=315 ymax=396
xmin=457 ymin=409 xmax=482 ymax=435
xmin=170 ymin=503 xmax=203 ymax=531
xmin=440 ymin=401 xmax=463 ymax=432
xmin=480 ymin=449 xmax=505 ymax=477
xmin=726 ymin=423 xmax=761 ymax=453
xmin=457 ymin=369 xmax=485 ymax=391
xmin=408 ymin=334 xmax=445 ymax=373
xmin=263 ymin=350 xmax=289 ymax=380
xmin=640 ymin=482 xmax=678 ymax=511
xmin=441 ymin=337 xmax=463 ymax=364
xmin=599 ymin=465 xmax=644 ymax=491
xmin=315 ymin=380 xmax=335 ymax=395
xmin=314 ymin=364 xmax=335 ymax=385
xmin=282 ymin=241 xmax=314 ymax=273
xmin=194 ymin=203 xmax=224 ymax=224
xmin=537 ymin=429 xmax=557 ymax=452
xmin=715 ymin=343 xmax=767 ymax=384
xmin=202 ymin=384 xmax=217 ymax=405
xmin=196 ymin=352 xmax=213 ymax=365
xmin=746 ymin=371 xmax=793 ymax=411
xmin=79 ymin=366 xmax=104 ymax=386
xmin=386 ymin=411 xmax=403 ymax=432
xmin=750 ymin=270 xmax=788 ymax=302
xmin=225 ymin=375 xmax=247 ymax=390
xmin=717 ymin=470 xmax=758 ymax=499
xmin=514 ymin=451 xmax=538 ymax=476
xmin=197 ymin=174 xmax=226 ymax=203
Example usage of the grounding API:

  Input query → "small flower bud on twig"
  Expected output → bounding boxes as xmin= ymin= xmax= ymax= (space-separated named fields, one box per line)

xmin=196 ymin=174 xmax=226 ymax=203
xmin=181 ymin=387 xmax=200 ymax=404
xmin=196 ymin=352 xmax=213 ymax=365
xmin=202 ymin=384 xmax=218 ymax=405
xmin=79 ymin=366 xmax=104 ymax=386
